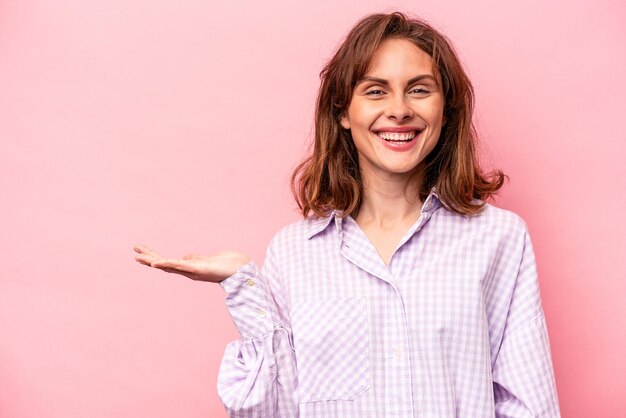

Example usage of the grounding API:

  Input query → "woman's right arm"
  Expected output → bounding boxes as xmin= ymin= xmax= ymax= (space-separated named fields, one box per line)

xmin=217 ymin=248 xmax=299 ymax=417
xmin=133 ymin=243 xmax=299 ymax=417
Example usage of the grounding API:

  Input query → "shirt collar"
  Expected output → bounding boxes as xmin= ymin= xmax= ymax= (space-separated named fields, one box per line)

xmin=305 ymin=210 xmax=338 ymax=240
xmin=306 ymin=186 xmax=444 ymax=240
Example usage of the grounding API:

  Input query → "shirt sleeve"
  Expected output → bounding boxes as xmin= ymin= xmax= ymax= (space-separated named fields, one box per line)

xmin=216 ymin=243 xmax=299 ymax=418
xmin=492 ymin=226 xmax=561 ymax=418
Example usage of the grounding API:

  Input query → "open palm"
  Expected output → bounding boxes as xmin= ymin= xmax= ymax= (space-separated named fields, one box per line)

xmin=133 ymin=244 xmax=250 ymax=283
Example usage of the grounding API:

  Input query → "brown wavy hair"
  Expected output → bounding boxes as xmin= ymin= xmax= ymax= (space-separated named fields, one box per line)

xmin=290 ymin=11 xmax=506 ymax=219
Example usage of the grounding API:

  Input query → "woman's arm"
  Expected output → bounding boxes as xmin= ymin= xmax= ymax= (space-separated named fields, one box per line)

xmin=217 ymin=244 xmax=298 ymax=417
xmin=133 ymin=243 xmax=299 ymax=416
xmin=491 ymin=227 xmax=561 ymax=418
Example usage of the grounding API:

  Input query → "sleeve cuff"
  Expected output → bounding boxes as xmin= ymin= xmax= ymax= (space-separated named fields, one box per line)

xmin=219 ymin=261 xmax=277 ymax=340
xmin=219 ymin=260 xmax=258 ymax=290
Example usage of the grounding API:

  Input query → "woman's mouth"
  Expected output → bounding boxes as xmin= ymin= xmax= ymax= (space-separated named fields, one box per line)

xmin=375 ymin=130 xmax=419 ymax=143
xmin=373 ymin=130 xmax=422 ymax=151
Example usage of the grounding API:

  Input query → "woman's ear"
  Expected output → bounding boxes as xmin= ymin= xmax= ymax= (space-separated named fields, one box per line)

xmin=339 ymin=113 xmax=351 ymax=130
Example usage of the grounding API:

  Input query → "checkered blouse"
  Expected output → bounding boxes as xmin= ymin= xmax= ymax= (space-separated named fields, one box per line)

xmin=217 ymin=187 xmax=560 ymax=417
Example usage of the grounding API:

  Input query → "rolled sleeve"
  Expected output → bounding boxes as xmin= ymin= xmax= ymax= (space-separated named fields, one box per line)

xmin=217 ymin=246 xmax=299 ymax=417
xmin=220 ymin=261 xmax=278 ymax=340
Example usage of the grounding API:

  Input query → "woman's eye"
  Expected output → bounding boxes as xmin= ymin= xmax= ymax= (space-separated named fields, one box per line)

xmin=411 ymin=87 xmax=430 ymax=94
xmin=365 ymin=89 xmax=385 ymax=96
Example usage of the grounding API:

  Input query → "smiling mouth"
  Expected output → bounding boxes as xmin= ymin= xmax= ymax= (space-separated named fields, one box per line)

xmin=375 ymin=130 xmax=420 ymax=143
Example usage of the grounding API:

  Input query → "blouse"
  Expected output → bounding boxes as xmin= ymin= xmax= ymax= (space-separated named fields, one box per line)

xmin=216 ymin=186 xmax=561 ymax=417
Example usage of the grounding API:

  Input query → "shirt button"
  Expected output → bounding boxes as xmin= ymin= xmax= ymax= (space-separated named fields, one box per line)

xmin=245 ymin=279 xmax=256 ymax=287
xmin=393 ymin=348 xmax=403 ymax=359
xmin=258 ymin=308 xmax=268 ymax=318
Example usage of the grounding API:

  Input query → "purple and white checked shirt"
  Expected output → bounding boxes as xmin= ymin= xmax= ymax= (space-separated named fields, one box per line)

xmin=217 ymin=187 xmax=561 ymax=417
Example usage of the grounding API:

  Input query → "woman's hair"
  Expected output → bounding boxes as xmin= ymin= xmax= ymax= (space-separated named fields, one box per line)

xmin=290 ymin=11 xmax=506 ymax=218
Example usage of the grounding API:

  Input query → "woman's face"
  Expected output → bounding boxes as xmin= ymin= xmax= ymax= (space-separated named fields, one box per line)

xmin=340 ymin=37 xmax=445 ymax=183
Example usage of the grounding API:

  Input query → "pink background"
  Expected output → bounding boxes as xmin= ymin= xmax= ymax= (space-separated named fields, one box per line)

xmin=1 ymin=0 xmax=625 ymax=417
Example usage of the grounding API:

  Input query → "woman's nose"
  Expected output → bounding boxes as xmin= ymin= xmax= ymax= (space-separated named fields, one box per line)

xmin=385 ymin=94 xmax=414 ymax=121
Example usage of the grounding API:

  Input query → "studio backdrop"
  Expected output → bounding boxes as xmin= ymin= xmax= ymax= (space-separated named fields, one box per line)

xmin=1 ymin=0 xmax=625 ymax=417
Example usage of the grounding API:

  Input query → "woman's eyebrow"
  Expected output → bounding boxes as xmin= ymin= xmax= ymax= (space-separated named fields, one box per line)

xmin=358 ymin=74 xmax=437 ymax=86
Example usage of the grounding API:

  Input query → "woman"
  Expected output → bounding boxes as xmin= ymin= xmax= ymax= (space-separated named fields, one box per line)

xmin=134 ymin=11 xmax=561 ymax=417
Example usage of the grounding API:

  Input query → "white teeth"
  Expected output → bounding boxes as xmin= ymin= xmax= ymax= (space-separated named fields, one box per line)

xmin=376 ymin=131 xmax=419 ymax=141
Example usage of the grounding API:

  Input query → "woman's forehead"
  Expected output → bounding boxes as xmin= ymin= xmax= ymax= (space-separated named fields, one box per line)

xmin=363 ymin=38 xmax=437 ymax=82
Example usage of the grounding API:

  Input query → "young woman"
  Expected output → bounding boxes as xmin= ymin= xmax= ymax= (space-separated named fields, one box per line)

xmin=134 ymin=11 xmax=560 ymax=417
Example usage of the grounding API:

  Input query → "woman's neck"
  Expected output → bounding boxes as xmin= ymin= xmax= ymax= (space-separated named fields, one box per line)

xmin=355 ymin=168 xmax=424 ymax=229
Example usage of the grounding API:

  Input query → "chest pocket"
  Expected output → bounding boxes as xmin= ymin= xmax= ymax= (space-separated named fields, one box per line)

xmin=291 ymin=297 xmax=371 ymax=403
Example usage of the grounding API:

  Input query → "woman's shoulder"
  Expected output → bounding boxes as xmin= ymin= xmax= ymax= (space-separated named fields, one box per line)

xmin=268 ymin=213 xmax=336 ymax=248
xmin=464 ymin=200 xmax=531 ymax=238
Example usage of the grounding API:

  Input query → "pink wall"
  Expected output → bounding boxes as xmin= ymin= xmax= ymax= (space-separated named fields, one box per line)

xmin=1 ymin=0 xmax=625 ymax=417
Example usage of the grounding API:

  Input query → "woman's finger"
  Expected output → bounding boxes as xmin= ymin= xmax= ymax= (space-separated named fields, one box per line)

xmin=151 ymin=258 xmax=196 ymax=273
xmin=133 ymin=244 xmax=164 ymax=259
xmin=135 ymin=254 xmax=160 ymax=266
xmin=155 ymin=266 xmax=199 ymax=281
